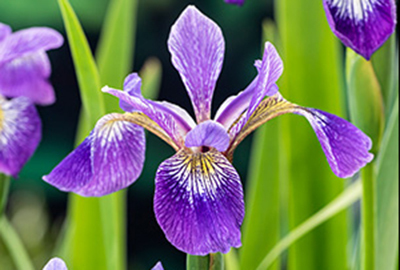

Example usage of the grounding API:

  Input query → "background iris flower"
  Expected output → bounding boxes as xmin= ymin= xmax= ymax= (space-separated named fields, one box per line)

xmin=225 ymin=0 xmax=397 ymax=60
xmin=43 ymin=6 xmax=373 ymax=255
xmin=0 ymin=23 xmax=63 ymax=177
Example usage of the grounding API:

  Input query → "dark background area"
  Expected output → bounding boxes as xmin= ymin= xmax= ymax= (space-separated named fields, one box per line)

xmin=0 ymin=0 xmax=274 ymax=269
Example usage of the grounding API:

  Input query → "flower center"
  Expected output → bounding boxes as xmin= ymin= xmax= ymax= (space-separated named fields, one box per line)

xmin=201 ymin=146 xmax=210 ymax=153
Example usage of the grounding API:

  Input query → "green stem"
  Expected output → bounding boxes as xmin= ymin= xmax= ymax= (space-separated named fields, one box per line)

xmin=187 ymin=253 xmax=224 ymax=270
xmin=0 ymin=173 xmax=11 ymax=216
xmin=361 ymin=163 xmax=376 ymax=270
xmin=0 ymin=216 xmax=35 ymax=270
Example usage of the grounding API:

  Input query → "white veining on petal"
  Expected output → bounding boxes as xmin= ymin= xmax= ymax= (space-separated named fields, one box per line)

xmin=0 ymin=98 xmax=30 ymax=146
xmin=329 ymin=0 xmax=379 ymax=21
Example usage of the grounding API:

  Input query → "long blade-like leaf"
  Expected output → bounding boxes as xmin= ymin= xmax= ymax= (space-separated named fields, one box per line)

xmin=96 ymin=0 xmax=137 ymax=113
xmin=57 ymin=0 xmax=107 ymax=269
xmin=275 ymin=1 xmax=347 ymax=269
xmin=375 ymin=97 xmax=399 ymax=270
xmin=256 ymin=180 xmax=362 ymax=270
xmin=58 ymin=0 xmax=105 ymax=126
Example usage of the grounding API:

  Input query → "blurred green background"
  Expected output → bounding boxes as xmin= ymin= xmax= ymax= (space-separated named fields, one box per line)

xmin=0 ymin=0 xmax=274 ymax=269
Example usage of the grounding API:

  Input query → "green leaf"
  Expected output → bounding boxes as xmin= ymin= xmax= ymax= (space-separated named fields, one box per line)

xmin=346 ymin=48 xmax=384 ymax=153
xmin=225 ymin=249 xmax=240 ymax=270
xmin=0 ymin=174 xmax=10 ymax=217
xmin=139 ymin=57 xmax=162 ymax=100
xmin=375 ymin=97 xmax=399 ymax=270
xmin=371 ymin=35 xmax=397 ymax=118
xmin=0 ymin=216 xmax=35 ymax=270
xmin=256 ymin=180 xmax=362 ymax=270
xmin=187 ymin=253 xmax=224 ymax=270
xmin=346 ymin=48 xmax=385 ymax=270
xmin=96 ymin=0 xmax=138 ymax=113
xmin=57 ymin=0 xmax=109 ymax=269
xmin=275 ymin=0 xmax=347 ymax=269
xmin=58 ymin=0 xmax=105 ymax=127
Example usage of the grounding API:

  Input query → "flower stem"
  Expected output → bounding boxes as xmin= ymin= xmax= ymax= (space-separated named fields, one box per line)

xmin=187 ymin=253 xmax=224 ymax=270
xmin=0 ymin=216 xmax=35 ymax=270
xmin=361 ymin=163 xmax=376 ymax=270
xmin=0 ymin=173 xmax=10 ymax=216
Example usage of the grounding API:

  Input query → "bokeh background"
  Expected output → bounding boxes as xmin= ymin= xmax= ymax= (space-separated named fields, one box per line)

xmin=0 ymin=0 xmax=274 ymax=269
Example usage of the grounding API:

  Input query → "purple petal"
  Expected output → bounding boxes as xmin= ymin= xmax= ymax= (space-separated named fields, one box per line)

xmin=154 ymin=149 xmax=244 ymax=255
xmin=43 ymin=113 xmax=146 ymax=197
xmin=42 ymin=135 xmax=93 ymax=192
xmin=0 ymin=97 xmax=41 ymax=177
xmin=214 ymin=59 xmax=279 ymax=129
xmin=323 ymin=0 xmax=397 ymax=60
xmin=151 ymin=262 xmax=164 ymax=270
xmin=224 ymin=0 xmax=245 ymax=6
xmin=168 ymin=6 xmax=225 ymax=122
xmin=103 ymin=73 xmax=195 ymax=147
xmin=298 ymin=108 xmax=374 ymax=178
xmin=0 ymin=27 xmax=63 ymax=63
xmin=0 ymin=52 xmax=55 ymax=105
xmin=43 ymin=258 xmax=68 ymax=270
xmin=185 ymin=120 xmax=230 ymax=152
xmin=246 ymin=42 xmax=283 ymax=119
xmin=222 ymin=42 xmax=283 ymax=138
xmin=78 ymin=113 xmax=146 ymax=196
xmin=0 ymin=23 xmax=11 ymax=42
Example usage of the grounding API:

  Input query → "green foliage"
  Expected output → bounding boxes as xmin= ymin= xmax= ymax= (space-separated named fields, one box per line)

xmin=187 ymin=253 xmax=224 ymax=270
xmin=375 ymin=97 xmax=399 ymax=270
xmin=56 ymin=0 xmax=139 ymax=270
xmin=256 ymin=180 xmax=362 ymax=270
xmin=275 ymin=1 xmax=347 ymax=269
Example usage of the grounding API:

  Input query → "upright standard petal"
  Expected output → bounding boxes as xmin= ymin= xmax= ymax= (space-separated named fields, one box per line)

xmin=185 ymin=120 xmax=230 ymax=152
xmin=225 ymin=42 xmax=283 ymax=139
xmin=0 ymin=23 xmax=11 ymax=42
xmin=0 ymin=52 xmax=55 ymax=105
xmin=43 ymin=258 xmax=68 ymax=270
xmin=168 ymin=6 xmax=225 ymax=122
xmin=323 ymin=0 xmax=396 ymax=60
xmin=246 ymin=42 xmax=283 ymax=120
xmin=43 ymin=113 xmax=146 ymax=197
xmin=296 ymin=108 xmax=374 ymax=178
xmin=154 ymin=149 xmax=244 ymax=255
xmin=0 ymin=96 xmax=41 ymax=177
xmin=214 ymin=58 xmax=279 ymax=129
xmin=103 ymin=73 xmax=195 ymax=147
xmin=0 ymin=27 xmax=63 ymax=63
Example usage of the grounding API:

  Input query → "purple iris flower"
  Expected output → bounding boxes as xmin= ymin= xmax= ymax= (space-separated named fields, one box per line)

xmin=0 ymin=23 xmax=63 ymax=177
xmin=43 ymin=6 xmax=373 ymax=255
xmin=324 ymin=0 xmax=397 ymax=60
xmin=224 ymin=0 xmax=397 ymax=60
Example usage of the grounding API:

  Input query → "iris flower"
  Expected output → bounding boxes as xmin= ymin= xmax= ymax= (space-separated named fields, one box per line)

xmin=0 ymin=23 xmax=63 ymax=177
xmin=323 ymin=0 xmax=396 ymax=59
xmin=44 ymin=6 xmax=373 ymax=255
xmin=225 ymin=0 xmax=396 ymax=60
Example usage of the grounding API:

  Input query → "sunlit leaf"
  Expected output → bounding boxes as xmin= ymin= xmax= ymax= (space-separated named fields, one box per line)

xmin=375 ymin=97 xmax=399 ymax=270
xmin=256 ymin=180 xmax=362 ymax=270
xmin=275 ymin=0 xmax=347 ymax=269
